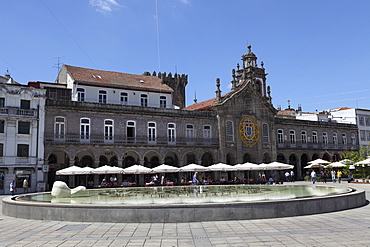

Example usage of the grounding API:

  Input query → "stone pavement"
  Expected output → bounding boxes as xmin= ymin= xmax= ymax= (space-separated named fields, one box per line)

xmin=0 ymin=181 xmax=369 ymax=247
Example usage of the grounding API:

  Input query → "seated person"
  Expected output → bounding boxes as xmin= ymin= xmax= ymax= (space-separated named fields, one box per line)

xmin=267 ymin=176 xmax=274 ymax=185
xmin=121 ymin=180 xmax=129 ymax=187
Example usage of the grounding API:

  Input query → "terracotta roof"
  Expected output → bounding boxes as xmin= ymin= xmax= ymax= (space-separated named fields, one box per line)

xmin=184 ymin=97 xmax=216 ymax=111
xmin=64 ymin=65 xmax=173 ymax=93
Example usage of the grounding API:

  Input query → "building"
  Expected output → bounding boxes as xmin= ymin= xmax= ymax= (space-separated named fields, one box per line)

xmin=0 ymin=73 xmax=46 ymax=194
xmin=328 ymin=107 xmax=370 ymax=148
xmin=40 ymin=45 xmax=358 ymax=189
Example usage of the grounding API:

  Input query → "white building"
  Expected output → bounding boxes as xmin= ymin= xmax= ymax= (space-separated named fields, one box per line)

xmin=329 ymin=107 xmax=370 ymax=147
xmin=0 ymin=74 xmax=46 ymax=194
xmin=56 ymin=65 xmax=175 ymax=108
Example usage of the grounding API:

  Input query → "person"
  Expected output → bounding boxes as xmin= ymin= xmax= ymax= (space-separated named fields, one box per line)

xmin=285 ymin=171 xmax=290 ymax=182
xmin=23 ymin=178 xmax=29 ymax=193
xmin=311 ymin=170 xmax=317 ymax=184
xmin=267 ymin=176 xmax=274 ymax=185
xmin=161 ymin=175 xmax=165 ymax=185
xmin=192 ymin=172 xmax=199 ymax=185
xmin=331 ymin=170 xmax=336 ymax=183
xmin=290 ymin=170 xmax=294 ymax=182
xmin=337 ymin=170 xmax=343 ymax=183
xmin=110 ymin=175 xmax=117 ymax=186
xmin=348 ymin=171 xmax=353 ymax=183
xmin=10 ymin=180 xmax=16 ymax=196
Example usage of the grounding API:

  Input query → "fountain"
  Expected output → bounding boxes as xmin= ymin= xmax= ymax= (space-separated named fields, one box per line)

xmin=2 ymin=181 xmax=366 ymax=223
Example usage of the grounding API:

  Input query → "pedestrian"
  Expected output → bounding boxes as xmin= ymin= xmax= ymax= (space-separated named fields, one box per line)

xmin=192 ymin=172 xmax=199 ymax=185
xmin=311 ymin=170 xmax=317 ymax=184
xmin=10 ymin=180 xmax=16 ymax=196
xmin=23 ymin=178 xmax=29 ymax=193
xmin=290 ymin=170 xmax=294 ymax=182
xmin=331 ymin=170 xmax=336 ymax=183
xmin=285 ymin=171 xmax=290 ymax=182
xmin=337 ymin=170 xmax=343 ymax=183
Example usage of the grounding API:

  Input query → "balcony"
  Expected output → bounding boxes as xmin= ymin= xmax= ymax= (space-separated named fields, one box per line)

xmin=0 ymin=107 xmax=37 ymax=118
xmin=45 ymin=134 xmax=219 ymax=148
xmin=277 ymin=140 xmax=358 ymax=150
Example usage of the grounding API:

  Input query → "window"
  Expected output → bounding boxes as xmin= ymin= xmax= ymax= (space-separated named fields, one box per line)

xmin=77 ymin=88 xmax=85 ymax=102
xmin=17 ymin=144 xmax=29 ymax=157
xmin=262 ymin=123 xmax=269 ymax=143
xmin=18 ymin=121 xmax=30 ymax=134
xmin=301 ymin=131 xmax=307 ymax=144
xmin=0 ymin=143 xmax=3 ymax=157
xmin=342 ymin=133 xmax=347 ymax=144
xmin=366 ymin=117 xmax=370 ymax=126
xmin=141 ymin=94 xmax=148 ymax=107
xmin=289 ymin=130 xmax=296 ymax=144
xmin=0 ymin=98 xmax=4 ymax=107
xmin=359 ymin=116 xmax=365 ymax=126
xmin=120 ymin=92 xmax=128 ymax=105
xmin=333 ymin=132 xmax=338 ymax=144
xmin=226 ymin=121 xmax=234 ymax=142
xmin=104 ymin=120 xmax=114 ymax=140
xmin=360 ymin=131 xmax=366 ymax=141
xmin=160 ymin=96 xmax=167 ymax=108
xmin=323 ymin=132 xmax=328 ymax=145
xmin=99 ymin=90 xmax=107 ymax=103
xmin=127 ymin=121 xmax=136 ymax=142
xmin=80 ymin=118 xmax=90 ymax=139
xmin=0 ymin=120 xmax=4 ymax=133
xmin=55 ymin=117 xmax=65 ymax=138
xmin=203 ymin=125 xmax=211 ymax=139
xmin=312 ymin=131 xmax=318 ymax=144
xmin=367 ymin=131 xmax=370 ymax=141
xmin=351 ymin=133 xmax=356 ymax=145
xmin=148 ymin=122 xmax=156 ymax=142
xmin=168 ymin=123 xmax=176 ymax=142
xmin=20 ymin=100 xmax=30 ymax=109
xmin=277 ymin=129 xmax=284 ymax=143
xmin=186 ymin=124 xmax=194 ymax=139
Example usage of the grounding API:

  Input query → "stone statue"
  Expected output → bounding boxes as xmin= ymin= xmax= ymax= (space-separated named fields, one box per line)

xmin=51 ymin=181 xmax=86 ymax=198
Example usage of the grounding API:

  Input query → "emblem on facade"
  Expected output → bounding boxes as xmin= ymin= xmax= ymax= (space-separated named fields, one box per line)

xmin=239 ymin=117 xmax=259 ymax=145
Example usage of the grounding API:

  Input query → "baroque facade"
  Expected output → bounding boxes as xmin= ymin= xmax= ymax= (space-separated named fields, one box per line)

xmin=38 ymin=45 xmax=359 ymax=190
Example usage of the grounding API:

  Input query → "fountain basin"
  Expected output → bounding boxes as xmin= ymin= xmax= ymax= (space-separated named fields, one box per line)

xmin=2 ymin=185 xmax=366 ymax=223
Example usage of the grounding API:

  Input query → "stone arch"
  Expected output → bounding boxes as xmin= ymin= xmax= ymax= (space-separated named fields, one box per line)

xmin=144 ymin=151 xmax=161 ymax=168
xmin=243 ymin=153 xmax=253 ymax=163
xmin=322 ymin=153 xmax=330 ymax=161
xmin=277 ymin=153 xmax=286 ymax=163
xmin=99 ymin=156 xmax=108 ymax=166
xmin=312 ymin=153 xmax=319 ymax=160
xmin=80 ymin=155 xmax=94 ymax=167
xmin=301 ymin=153 xmax=309 ymax=179
xmin=226 ymin=153 xmax=235 ymax=165
xmin=263 ymin=153 xmax=271 ymax=163
xmin=332 ymin=153 xmax=340 ymax=161
xmin=183 ymin=152 xmax=197 ymax=165
xmin=98 ymin=150 xmax=118 ymax=167
xmin=289 ymin=153 xmax=298 ymax=179
xmin=164 ymin=151 xmax=179 ymax=167
xmin=201 ymin=152 xmax=214 ymax=167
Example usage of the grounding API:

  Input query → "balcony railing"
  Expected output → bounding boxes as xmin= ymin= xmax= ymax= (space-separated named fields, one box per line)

xmin=0 ymin=107 xmax=37 ymax=118
xmin=45 ymin=134 xmax=219 ymax=148
xmin=276 ymin=140 xmax=359 ymax=150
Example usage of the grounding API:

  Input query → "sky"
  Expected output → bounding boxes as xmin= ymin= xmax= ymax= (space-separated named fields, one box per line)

xmin=1 ymin=0 xmax=370 ymax=112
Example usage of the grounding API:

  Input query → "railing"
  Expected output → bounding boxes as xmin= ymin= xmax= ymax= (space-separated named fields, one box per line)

xmin=0 ymin=107 xmax=37 ymax=118
xmin=276 ymin=140 xmax=359 ymax=150
xmin=45 ymin=134 xmax=219 ymax=147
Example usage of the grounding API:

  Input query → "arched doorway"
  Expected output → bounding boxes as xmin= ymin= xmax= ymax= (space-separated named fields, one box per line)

xmin=226 ymin=153 xmax=235 ymax=165
xmin=243 ymin=153 xmax=251 ymax=163
xmin=201 ymin=152 xmax=213 ymax=167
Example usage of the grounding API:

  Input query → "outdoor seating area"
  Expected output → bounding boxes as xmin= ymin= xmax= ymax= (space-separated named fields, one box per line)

xmin=56 ymin=162 xmax=295 ymax=188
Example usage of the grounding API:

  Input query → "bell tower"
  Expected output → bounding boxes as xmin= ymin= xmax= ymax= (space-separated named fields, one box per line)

xmin=233 ymin=44 xmax=269 ymax=98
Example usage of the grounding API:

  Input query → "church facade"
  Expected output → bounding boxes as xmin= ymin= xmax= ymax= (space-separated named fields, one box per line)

xmin=40 ymin=46 xmax=358 ymax=189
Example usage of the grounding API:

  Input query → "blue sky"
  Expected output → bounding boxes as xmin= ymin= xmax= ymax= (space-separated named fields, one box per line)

xmin=1 ymin=0 xmax=370 ymax=112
